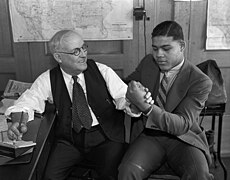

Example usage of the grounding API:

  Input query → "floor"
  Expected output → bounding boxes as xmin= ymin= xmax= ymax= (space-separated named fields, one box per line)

xmin=148 ymin=156 xmax=230 ymax=180
xmin=210 ymin=157 xmax=230 ymax=180
xmin=70 ymin=156 xmax=230 ymax=180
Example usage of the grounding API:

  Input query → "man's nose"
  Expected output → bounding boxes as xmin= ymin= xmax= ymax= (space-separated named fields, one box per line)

xmin=79 ymin=48 xmax=87 ymax=56
xmin=156 ymin=49 xmax=164 ymax=57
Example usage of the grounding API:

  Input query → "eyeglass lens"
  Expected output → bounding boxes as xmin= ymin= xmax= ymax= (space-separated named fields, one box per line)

xmin=73 ymin=44 xmax=88 ymax=56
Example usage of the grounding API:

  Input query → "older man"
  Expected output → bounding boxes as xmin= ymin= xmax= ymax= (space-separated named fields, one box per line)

xmin=5 ymin=30 xmax=144 ymax=180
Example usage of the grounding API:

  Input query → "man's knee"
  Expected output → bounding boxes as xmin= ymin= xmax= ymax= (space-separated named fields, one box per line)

xmin=118 ymin=162 xmax=147 ymax=180
xmin=181 ymin=167 xmax=214 ymax=180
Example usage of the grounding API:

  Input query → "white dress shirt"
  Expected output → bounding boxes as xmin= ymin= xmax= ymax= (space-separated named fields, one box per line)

xmin=5 ymin=62 xmax=137 ymax=122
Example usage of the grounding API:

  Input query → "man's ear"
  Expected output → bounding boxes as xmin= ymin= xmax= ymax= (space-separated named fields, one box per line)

xmin=180 ymin=40 xmax=186 ymax=52
xmin=53 ymin=53 xmax=62 ymax=63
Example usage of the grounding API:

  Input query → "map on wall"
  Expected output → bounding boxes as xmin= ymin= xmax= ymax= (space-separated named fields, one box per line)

xmin=9 ymin=0 xmax=133 ymax=42
xmin=206 ymin=0 xmax=230 ymax=49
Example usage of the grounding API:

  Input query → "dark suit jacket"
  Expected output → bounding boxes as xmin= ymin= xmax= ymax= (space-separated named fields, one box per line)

xmin=126 ymin=54 xmax=213 ymax=165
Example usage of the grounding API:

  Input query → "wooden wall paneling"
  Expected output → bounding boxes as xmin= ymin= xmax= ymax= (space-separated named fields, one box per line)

xmin=136 ymin=0 xmax=175 ymax=62
xmin=0 ymin=0 xmax=12 ymax=56
xmin=138 ymin=0 xmax=155 ymax=58
xmin=174 ymin=0 xmax=208 ymax=63
xmin=203 ymin=51 xmax=230 ymax=68
xmin=174 ymin=0 xmax=230 ymax=155
xmin=175 ymin=0 xmax=230 ymax=67
xmin=156 ymin=0 xmax=173 ymax=24
xmin=174 ymin=1 xmax=192 ymax=60
xmin=221 ymin=115 xmax=230 ymax=156
xmin=122 ymin=24 xmax=139 ymax=78
xmin=0 ymin=0 xmax=15 ymax=91
xmin=220 ymin=68 xmax=230 ymax=116
xmin=122 ymin=0 xmax=147 ymax=77
xmin=28 ymin=39 xmax=137 ymax=80
xmin=29 ymin=42 xmax=57 ymax=81
xmin=13 ymin=43 xmax=32 ymax=82
xmin=0 ymin=0 xmax=31 ymax=92
xmin=186 ymin=0 xmax=208 ymax=65
xmin=174 ymin=0 xmax=230 ymax=114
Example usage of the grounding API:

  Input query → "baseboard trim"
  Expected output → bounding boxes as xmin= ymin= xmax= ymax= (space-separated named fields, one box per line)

xmin=222 ymin=152 xmax=230 ymax=157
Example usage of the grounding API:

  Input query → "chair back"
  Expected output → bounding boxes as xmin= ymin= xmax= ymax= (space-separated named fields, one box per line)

xmin=197 ymin=59 xmax=227 ymax=106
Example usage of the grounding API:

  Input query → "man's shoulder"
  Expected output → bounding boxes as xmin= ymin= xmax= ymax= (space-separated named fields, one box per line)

xmin=37 ymin=69 xmax=51 ymax=79
xmin=87 ymin=59 xmax=103 ymax=69
xmin=142 ymin=54 xmax=154 ymax=62
xmin=186 ymin=61 xmax=212 ymax=86
xmin=139 ymin=54 xmax=157 ymax=67
xmin=185 ymin=60 xmax=208 ymax=76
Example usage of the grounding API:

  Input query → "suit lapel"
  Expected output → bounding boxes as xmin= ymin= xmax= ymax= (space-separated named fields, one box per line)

xmin=146 ymin=70 xmax=160 ymax=100
xmin=141 ymin=57 xmax=161 ymax=100
xmin=165 ymin=60 xmax=191 ymax=112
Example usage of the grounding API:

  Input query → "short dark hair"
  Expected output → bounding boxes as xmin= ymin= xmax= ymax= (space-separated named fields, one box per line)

xmin=151 ymin=21 xmax=184 ymax=41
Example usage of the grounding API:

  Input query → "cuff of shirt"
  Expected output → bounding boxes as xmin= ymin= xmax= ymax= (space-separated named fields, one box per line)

xmin=143 ymin=105 xmax=153 ymax=116
xmin=5 ymin=106 xmax=34 ymax=122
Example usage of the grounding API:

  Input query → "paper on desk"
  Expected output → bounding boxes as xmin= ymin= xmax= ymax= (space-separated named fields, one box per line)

xmin=3 ymin=79 xmax=32 ymax=98
xmin=1 ymin=140 xmax=36 ymax=149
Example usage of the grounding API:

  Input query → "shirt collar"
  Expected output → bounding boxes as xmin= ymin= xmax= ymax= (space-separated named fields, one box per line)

xmin=60 ymin=68 xmax=84 ymax=83
xmin=164 ymin=59 xmax=184 ymax=77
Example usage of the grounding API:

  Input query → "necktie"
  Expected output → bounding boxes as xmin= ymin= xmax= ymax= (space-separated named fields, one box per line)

xmin=72 ymin=76 xmax=93 ymax=132
xmin=156 ymin=73 xmax=168 ymax=109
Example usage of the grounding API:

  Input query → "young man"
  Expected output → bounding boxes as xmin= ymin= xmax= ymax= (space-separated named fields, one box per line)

xmin=118 ymin=21 xmax=214 ymax=180
xmin=5 ymin=30 xmax=145 ymax=180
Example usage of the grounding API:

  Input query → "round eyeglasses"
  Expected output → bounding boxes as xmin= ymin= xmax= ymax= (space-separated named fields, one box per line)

xmin=57 ymin=44 xmax=88 ymax=56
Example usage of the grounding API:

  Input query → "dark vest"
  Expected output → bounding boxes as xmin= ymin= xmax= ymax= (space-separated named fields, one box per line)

xmin=50 ymin=59 xmax=125 ymax=143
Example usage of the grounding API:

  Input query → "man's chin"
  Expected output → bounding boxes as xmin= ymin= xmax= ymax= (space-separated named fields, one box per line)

xmin=159 ymin=65 xmax=170 ymax=72
xmin=81 ymin=63 xmax=88 ymax=71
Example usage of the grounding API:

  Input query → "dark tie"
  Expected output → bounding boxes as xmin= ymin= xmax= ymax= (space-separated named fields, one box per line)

xmin=72 ymin=76 xmax=93 ymax=132
xmin=156 ymin=73 xmax=168 ymax=109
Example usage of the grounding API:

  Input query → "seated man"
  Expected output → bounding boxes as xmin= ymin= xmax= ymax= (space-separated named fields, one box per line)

xmin=5 ymin=30 xmax=150 ymax=180
xmin=118 ymin=21 xmax=214 ymax=180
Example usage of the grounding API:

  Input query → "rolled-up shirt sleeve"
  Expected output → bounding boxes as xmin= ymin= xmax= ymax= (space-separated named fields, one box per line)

xmin=96 ymin=62 xmax=141 ymax=117
xmin=5 ymin=70 xmax=53 ymax=121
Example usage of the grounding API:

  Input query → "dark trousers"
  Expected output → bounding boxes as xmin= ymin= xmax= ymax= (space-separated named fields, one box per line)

xmin=44 ymin=125 xmax=125 ymax=180
xmin=118 ymin=129 xmax=214 ymax=180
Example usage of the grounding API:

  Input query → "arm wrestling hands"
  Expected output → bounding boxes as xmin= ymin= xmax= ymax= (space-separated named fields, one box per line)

xmin=126 ymin=80 xmax=154 ymax=114
xmin=7 ymin=112 xmax=28 ymax=141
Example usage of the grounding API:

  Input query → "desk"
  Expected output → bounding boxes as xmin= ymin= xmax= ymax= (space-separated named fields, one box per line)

xmin=200 ymin=103 xmax=227 ymax=180
xmin=0 ymin=104 xmax=56 ymax=180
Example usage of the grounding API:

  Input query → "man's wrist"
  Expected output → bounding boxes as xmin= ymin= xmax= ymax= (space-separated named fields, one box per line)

xmin=143 ymin=105 xmax=153 ymax=116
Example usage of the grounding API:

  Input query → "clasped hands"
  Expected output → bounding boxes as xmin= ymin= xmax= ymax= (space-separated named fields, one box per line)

xmin=126 ymin=80 xmax=154 ymax=114
xmin=7 ymin=112 xmax=28 ymax=141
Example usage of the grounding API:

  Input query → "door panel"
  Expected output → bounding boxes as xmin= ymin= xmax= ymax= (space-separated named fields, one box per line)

xmin=29 ymin=40 xmax=130 ymax=80
xmin=0 ymin=0 xmax=32 ymax=92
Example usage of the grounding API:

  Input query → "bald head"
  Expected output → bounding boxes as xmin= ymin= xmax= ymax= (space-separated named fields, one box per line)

xmin=48 ymin=30 xmax=83 ymax=54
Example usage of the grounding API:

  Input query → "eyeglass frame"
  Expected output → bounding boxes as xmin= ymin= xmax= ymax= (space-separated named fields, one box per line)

xmin=56 ymin=44 xmax=88 ymax=56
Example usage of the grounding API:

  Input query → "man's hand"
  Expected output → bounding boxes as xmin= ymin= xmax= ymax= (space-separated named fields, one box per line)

xmin=126 ymin=81 xmax=153 ymax=112
xmin=7 ymin=112 xmax=28 ymax=141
